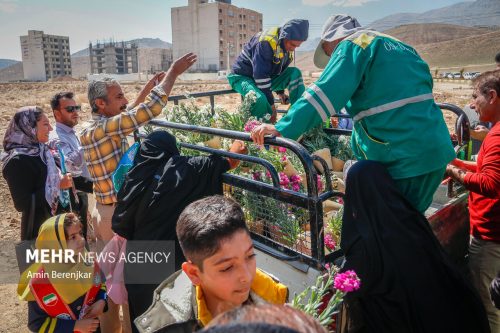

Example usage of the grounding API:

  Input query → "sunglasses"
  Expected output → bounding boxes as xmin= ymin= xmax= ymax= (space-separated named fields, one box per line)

xmin=64 ymin=105 xmax=81 ymax=113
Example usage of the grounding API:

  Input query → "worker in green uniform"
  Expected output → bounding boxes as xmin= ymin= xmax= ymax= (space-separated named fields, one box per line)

xmin=251 ymin=14 xmax=455 ymax=213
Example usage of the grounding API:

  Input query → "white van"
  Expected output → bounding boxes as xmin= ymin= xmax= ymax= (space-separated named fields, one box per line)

xmin=217 ymin=70 xmax=229 ymax=80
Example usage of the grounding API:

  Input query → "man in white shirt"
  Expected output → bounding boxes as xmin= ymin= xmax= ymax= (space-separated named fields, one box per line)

xmin=49 ymin=91 xmax=93 ymax=237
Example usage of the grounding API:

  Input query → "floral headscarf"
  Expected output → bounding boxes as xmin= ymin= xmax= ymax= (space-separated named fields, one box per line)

xmin=1 ymin=106 xmax=61 ymax=213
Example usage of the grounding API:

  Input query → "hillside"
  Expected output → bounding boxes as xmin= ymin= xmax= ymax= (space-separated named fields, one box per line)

xmin=294 ymin=25 xmax=500 ymax=72
xmin=370 ymin=0 xmax=500 ymax=31
xmin=72 ymin=38 xmax=172 ymax=57
xmin=0 ymin=62 xmax=23 ymax=82
xmin=385 ymin=23 xmax=497 ymax=46
xmin=416 ymin=29 xmax=500 ymax=68
xmin=297 ymin=37 xmax=321 ymax=52
xmin=0 ymin=59 xmax=19 ymax=70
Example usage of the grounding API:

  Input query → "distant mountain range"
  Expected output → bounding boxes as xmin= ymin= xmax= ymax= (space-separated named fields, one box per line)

xmin=296 ymin=0 xmax=499 ymax=52
xmin=294 ymin=23 xmax=500 ymax=72
xmin=0 ymin=59 xmax=20 ymax=69
xmin=369 ymin=0 xmax=500 ymax=31
xmin=297 ymin=37 xmax=321 ymax=52
xmin=385 ymin=23 xmax=498 ymax=45
xmin=72 ymin=38 xmax=172 ymax=57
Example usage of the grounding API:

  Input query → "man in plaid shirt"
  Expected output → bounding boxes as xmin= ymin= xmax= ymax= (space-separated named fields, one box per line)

xmin=80 ymin=52 xmax=196 ymax=333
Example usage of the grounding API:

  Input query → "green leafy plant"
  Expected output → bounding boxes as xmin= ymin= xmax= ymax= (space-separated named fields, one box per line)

xmin=163 ymin=97 xmax=214 ymax=144
xmin=325 ymin=206 xmax=343 ymax=251
xmin=301 ymin=125 xmax=355 ymax=162
xmin=292 ymin=267 xmax=361 ymax=331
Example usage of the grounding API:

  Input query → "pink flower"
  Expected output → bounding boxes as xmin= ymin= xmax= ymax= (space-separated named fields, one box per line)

xmin=289 ymin=175 xmax=302 ymax=192
xmin=316 ymin=175 xmax=324 ymax=192
xmin=281 ymin=155 xmax=288 ymax=162
xmin=334 ymin=270 xmax=361 ymax=293
xmin=270 ymin=224 xmax=281 ymax=234
xmin=279 ymin=172 xmax=290 ymax=188
xmin=278 ymin=146 xmax=287 ymax=153
xmin=244 ymin=119 xmax=262 ymax=132
xmin=252 ymin=172 xmax=262 ymax=181
xmin=325 ymin=263 xmax=331 ymax=270
xmin=324 ymin=233 xmax=336 ymax=251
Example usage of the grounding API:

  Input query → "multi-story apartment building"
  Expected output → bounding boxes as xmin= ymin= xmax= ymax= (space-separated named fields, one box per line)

xmin=89 ymin=40 xmax=138 ymax=74
xmin=138 ymin=48 xmax=173 ymax=74
xmin=172 ymin=0 xmax=262 ymax=71
xmin=20 ymin=30 xmax=72 ymax=81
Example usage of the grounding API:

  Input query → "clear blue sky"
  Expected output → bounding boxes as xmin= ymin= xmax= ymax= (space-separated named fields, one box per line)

xmin=0 ymin=0 xmax=468 ymax=60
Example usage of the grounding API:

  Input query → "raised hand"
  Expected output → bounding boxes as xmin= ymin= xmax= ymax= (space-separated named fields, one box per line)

xmin=159 ymin=53 xmax=197 ymax=97
xmin=144 ymin=72 xmax=166 ymax=91
xmin=167 ymin=53 xmax=197 ymax=77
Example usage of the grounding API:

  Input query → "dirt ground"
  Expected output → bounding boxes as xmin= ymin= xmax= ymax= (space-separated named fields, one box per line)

xmin=0 ymin=78 xmax=473 ymax=332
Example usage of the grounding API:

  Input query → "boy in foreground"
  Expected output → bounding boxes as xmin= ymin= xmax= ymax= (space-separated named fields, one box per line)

xmin=134 ymin=195 xmax=288 ymax=333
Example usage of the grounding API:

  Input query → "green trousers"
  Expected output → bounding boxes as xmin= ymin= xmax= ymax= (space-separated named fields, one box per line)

xmin=227 ymin=67 xmax=305 ymax=120
xmin=394 ymin=166 xmax=446 ymax=213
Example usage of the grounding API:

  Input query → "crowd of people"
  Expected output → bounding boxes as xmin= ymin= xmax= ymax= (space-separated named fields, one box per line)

xmin=1 ymin=14 xmax=499 ymax=333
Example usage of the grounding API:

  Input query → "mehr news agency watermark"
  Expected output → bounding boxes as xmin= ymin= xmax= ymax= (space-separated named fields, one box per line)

xmin=20 ymin=241 xmax=175 ymax=283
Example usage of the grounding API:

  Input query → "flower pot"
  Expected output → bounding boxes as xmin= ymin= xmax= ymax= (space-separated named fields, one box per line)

xmin=269 ymin=225 xmax=293 ymax=247
xmin=332 ymin=171 xmax=344 ymax=180
xmin=283 ymin=160 xmax=299 ymax=177
xmin=223 ymin=184 xmax=234 ymax=195
xmin=240 ymin=166 xmax=252 ymax=174
xmin=247 ymin=219 xmax=264 ymax=235
xmin=331 ymin=177 xmax=345 ymax=193
xmin=312 ymin=148 xmax=332 ymax=174
xmin=331 ymin=157 xmax=345 ymax=172
xmin=295 ymin=231 xmax=312 ymax=256
xmin=324 ymin=210 xmax=337 ymax=224
xmin=323 ymin=200 xmax=343 ymax=213
xmin=204 ymin=136 xmax=221 ymax=149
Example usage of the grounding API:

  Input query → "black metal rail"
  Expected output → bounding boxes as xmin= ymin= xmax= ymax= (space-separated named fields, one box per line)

xmin=168 ymin=89 xmax=238 ymax=114
xmin=151 ymin=90 xmax=470 ymax=268
xmin=137 ymin=119 xmax=343 ymax=268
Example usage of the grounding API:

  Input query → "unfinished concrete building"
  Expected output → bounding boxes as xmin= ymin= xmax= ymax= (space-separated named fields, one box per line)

xmin=172 ymin=0 xmax=262 ymax=71
xmin=89 ymin=40 xmax=138 ymax=74
xmin=20 ymin=30 xmax=72 ymax=81
xmin=138 ymin=48 xmax=173 ymax=74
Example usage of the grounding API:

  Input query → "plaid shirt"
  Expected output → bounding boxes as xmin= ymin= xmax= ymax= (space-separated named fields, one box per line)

xmin=80 ymin=86 xmax=167 ymax=204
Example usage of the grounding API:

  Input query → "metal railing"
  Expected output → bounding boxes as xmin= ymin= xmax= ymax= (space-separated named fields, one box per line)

xmin=137 ymin=119 xmax=344 ymax=270
xmin=153 ymin=90 xmax=471 ymax=264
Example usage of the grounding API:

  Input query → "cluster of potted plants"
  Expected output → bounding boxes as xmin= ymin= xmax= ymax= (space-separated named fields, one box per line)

xmin=161 ymin=92 xmax=353 ymax=255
